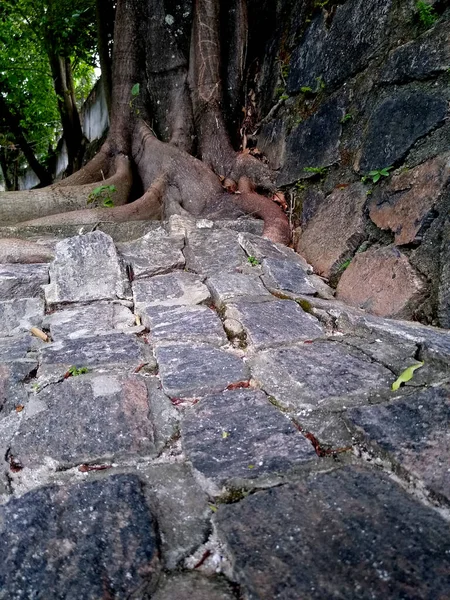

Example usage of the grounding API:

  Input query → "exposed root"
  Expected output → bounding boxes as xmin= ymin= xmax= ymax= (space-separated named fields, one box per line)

xmin=0 ymin=239 xmax=55 ymax=264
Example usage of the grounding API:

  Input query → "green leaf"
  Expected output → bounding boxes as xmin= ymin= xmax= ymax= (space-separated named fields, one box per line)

xmin=391 ymin=362 xmax=424 ymax=391
xmin=208 ymin=504 xmax=218 ymax=512
xmin=103 ymin=198 xmax=114 ymax=207
xmin=131 ymin=83 xmax=140 ymax=96
xmin=372 ymin=173 xmax=381 ymax=183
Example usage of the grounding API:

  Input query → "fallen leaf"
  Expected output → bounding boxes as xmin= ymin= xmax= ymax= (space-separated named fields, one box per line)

xmin=30 ymin=327 xmax=49 ymax=342
xmin=78 ymin=464 xmax=112 ymax=472
xmin=227 ymin=380 xmax=250 ymax=390
xmin=392 ymin=362 xmax=424 ymax=391
xmin=15 ymin=405 xmax=24 ymax=412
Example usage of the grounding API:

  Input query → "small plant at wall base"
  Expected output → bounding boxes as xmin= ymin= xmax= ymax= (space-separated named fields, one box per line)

xmin=361 ymin=167 xmax=393 ymax=184
xmin=247 ymin=256 xmax=260 ymax=266
xmin=416 ymin=1 xmax=438 ymax=28
xmin=304 ymin=166 xmax=327 ymax=177
xmin=87 ymin=184 xmax=117 ymax=207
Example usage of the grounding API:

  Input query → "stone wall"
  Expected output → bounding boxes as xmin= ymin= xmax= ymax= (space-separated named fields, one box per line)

xmin=255 ymin=0 xmax=450 ymax=327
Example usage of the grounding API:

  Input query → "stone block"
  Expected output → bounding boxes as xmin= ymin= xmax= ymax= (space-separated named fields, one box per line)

xmin=226 ymin=300 xmax=324 ymax=351
xmin=156 ymin=343 xmax=249 ymax=398
xmin=369 ymin=155 xmax=450 ymax=245
xmin=360 ymin=91 xmax=447 ymax=172
xmin=0 ymin=263 xmax=49 ymax=300
xmin=346 ymin=386 xmax=450 ymax=502
xmin=238 ymin=232 xmax=312 ymax=272
xmin=45 ymin=301 xmax=136 ymax=339
xmin=206 ymin=273 xmax=273 ymax=308
xmin=295 ymin=183 xmax=367 ymax=278
xmin=261 ymin=257 xmax=316 ymax=296
xmin=215 ymin=466 xmax=450 ymax=600
xmin=152 ymin=574 xmax=236 ymax=600
xmin=185 ymin=229 xmax=247 ymax=275
xmin=45 ymin=231 xmax=127 ymax=304
xmin=0 ymin=360 xmax=36 ymax=416
xmin=143 ymin=305 xmax=227 ymax=347
xmin=336 ymin=246 xmax=426 ymax=319
xmin=0 ymin=335 xmax=33 ymax=362
xmin=249 ymin=340 xmax=392 ymax=412
xmin=277 ymin=98 xmax=343 ymax=186
xmin=0 ymin=298 xmax=45 ymax=337
xmin=133 ymin=271 xmax=210 ymax=314
xmin=182 ymin=389 xmax=317 ymax=491
xmin=0 ymin=475 xmax=159 ymax=599
xmin=117 ymin=228 xmax=185 ymax=278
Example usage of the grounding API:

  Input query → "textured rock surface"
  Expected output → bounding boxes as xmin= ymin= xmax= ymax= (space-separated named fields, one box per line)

xmin=0 ymin=298 xmax=44 ymax=337
xmin=133 ymin=271 xmax=210 ymax=312
xmin=336 ymin=246 xmax=426 ymax=319
xmin=0 ymin=263 xmax=48 ymax=299
xmin=185 ymin=229 xmax=247 ymax=275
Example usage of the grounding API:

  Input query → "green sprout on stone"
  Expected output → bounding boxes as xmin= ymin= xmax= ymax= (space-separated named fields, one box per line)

xmin=67 ymin=366 xmax=89 ymax=377
xmin=87 ymin=184 xmax=117 ymax=208
xmin=247 ymin=256 xmax=260 ymax=266
xmin=337 ymin=258 xmax=352 ymax=273
xmin=416 ymin=1 xmax=438 ymax=28
xmin=361 ymin=167 xmax=393 ymax=184
xmin=340 ymin=113 xmax=353 ymax=124
xmin=304 ymin=166 xmax=327 ymax=176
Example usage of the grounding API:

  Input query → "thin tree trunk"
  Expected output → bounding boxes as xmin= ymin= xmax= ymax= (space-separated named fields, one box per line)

xmin=95 ymin=0 xmax=113 ymax=116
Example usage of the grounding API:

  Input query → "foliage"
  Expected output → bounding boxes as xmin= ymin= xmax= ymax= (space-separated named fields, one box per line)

xmin=67 ymin=365 xmax=89 ymax=377
xmin=391 ymin=362 xmax=424 ymax=391
xmin=304 ymin=166 xmax=327 ymax=176
xmin=87 ymin=184 xmax=117 ymax=207
xmin=340 ymin=113 xmax=353 ymax=124
xmin=416 ymin=1 xmax=438 ymax=27
xmin=361 ymin=167 xmax=393 ymax=184
xmin=337 ymin=258 xmax=352 ymax=273
xmin=247 ymin=256 xmax=260 ymax=266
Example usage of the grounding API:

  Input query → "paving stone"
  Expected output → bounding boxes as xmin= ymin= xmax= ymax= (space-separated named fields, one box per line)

xmin=238 ymin=232 xmax=312 ymax=272
xmin=0 ymin=298 xmax=44 ymax=337
xmin=380 ymin=21 xmax=450 ymax=84
xmin=215 ymin=466 xmax=450 ymax=600
xmin=44 ymin=301 xmax=136 ymax=339
xmin=340 ymin=334 xmax=419 ymax=375
xmin=184 ymin=229 xmax=247 ymax=275
xmin=117 ymin=228 xmax=185 ymax=278
xmin=336 ymin=246 xmax=426 ymax=319
xmin=295 ymin=183 xmax=367 ymax=279
xmin=0 ymin=263 xmax=49 ymax=300
xmin=369 ymin=155 xmax=450 ymax=245
xmin=152 ymin=573 xmax=236 ymax=600
xmin=156 ymin=343 xmax=249 ymax=398
xmin=226 ymin=300 xmax=324 ymax=351
xmin=10 ymin=374 xmax=157 ymax=468
xmin=346 ymin=386 xmax=450 ymax=502
xmin=206 ymin=272 xmax=273 ymax=308
xmin=249 ymin=340 xmax=392 ymax=412
xmin=182 ymin=389 xmax=317 ymax=491
xmin=0 ymin=360 xmax=36 ymax=417
xmin=144 ymin=305 xmax=227 ymax=347
xmin=140 ymin=463 xmax=209 ymax=568
xmin=38 ymin=332 xmax=148 ymax=377
xmin=360 ymin=91 xmax=448 ymax=172
xmin=133 ymin=271 xmax=210 ymax=314
xmin=45 ymin=231 xmax=127 ymax=304
xmin=287 ymin=0 xmax=392 ymax=92
xmin=277 ymin=98 xmax=343 ymax=186
xmin=261 ymin=257 xmax=317 ymax=296
xmin=0 ymin=336 xmax=33 ymax=362
xmin=0 ymin=474 xmax=159 ymax=599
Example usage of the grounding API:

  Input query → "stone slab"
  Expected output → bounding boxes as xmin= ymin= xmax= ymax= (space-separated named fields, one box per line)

xmin=118 ymin=228 xmax=185 ymax=278
xmin=140 ymin=463 xmax=209 ymax=569
xmin=336 ymin=246 xmax=426 ymax=319
xmin=45 ymin=231 xmax=127 ymax=304
xmin=295 ymin=183 xmax=367 ymax=279
xmin=184 ymin=229 xmax=248 ymax=275
xmin=133 ymin=271 xmax=210 ymax=313
xmin=0 ymin=475 xmax=159 ymax=599
xmin=226 ymin=300 xmax=324 ymax=351
xmin=10 ymin=374 xmax=157 ymax=468
xmin=215 ymin=466 xmax=450 ymax=600
xmin=0 ymin=360 xmax=36 ymax=417
xmin=238 ymin=232 xmax=312 ymax=272
xmin=38 ymin=332 xmax=147 ymax=375
xmin=152 ymin=573 xmax=236 ymax=600
xmin=0 ymin=263 xmax=49 ymax=300
xmin=206 ymin=273 xmax=273 ymax=308
xmin=0 ymin=335 xmax=33 ymax=362
xmin=346 ymin=386 xmax=450 ymax=502
xmin=261 ymin=257 xmax=317 ymax=296
xmin=360 ymin=91 xmax=448 ymax=172
xmin=249 ymin=340 xmax=392 ymax=412
xmin=144 ymin=305 xmax=227 ymax=347
xmin=182 ymin=389 xmax=317 ymax=491
xmin=0 ymin=298 xmax=45 ymax=337
xmin=156 ymin=343 xmax=249 ymax=398
xmin=44 ymin=301 xmax=136 ymax=339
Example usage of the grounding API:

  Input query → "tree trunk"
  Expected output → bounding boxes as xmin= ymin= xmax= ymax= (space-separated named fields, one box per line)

xmin=95 ymin=0 xmax=114 ymax=116
xmin=0 ymin=0 xmax=290 ymax=245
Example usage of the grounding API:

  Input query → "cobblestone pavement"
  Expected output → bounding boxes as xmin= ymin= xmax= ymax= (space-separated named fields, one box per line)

xmin=0 ymin=217 xmax=449 ymax=599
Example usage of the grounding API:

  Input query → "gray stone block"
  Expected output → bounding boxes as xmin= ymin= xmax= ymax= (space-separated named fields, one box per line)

xmin=0 ymin=298 xmax=44 ymax=337
xmin=144 ymin=305 xmax=227 ymax=347
xmin=156 ymin=343 xmax=249 ymax=398
xmin=133 ymin=271 xmax=210 ymax=313
xmin=185 ymin=229 xmax=248 ymax=275
xmin=216 ymin=466 xmax=450 ymax=600
xmin=206 ymin=272 xmax=273 ymax=308
xmin=0 ymin=263 xmax=49 ymax=300
xmin=45 ymin=231 xmax=127 ymax=304
xmin=152 ymin=573 xmax=236 ymax=600
xmin=261 ymin=257 xmax=317 ymax=296
xmin=249 ymin=340 xmax=392 ymax=411
xmin=346 ymin=386 xmax=450 ymax=502
xmin=182 ymin=389 xmax=317 ymax=490
xmin=11 ymin=374 xmax=157 ymax=467
xmin=226 ymin=300 xmax=324 ymax=351
xmin=118 ymin=228 xmax=185 ymax=278
xmin=238 ymin=232 xmax=312 ymax=272
xmin=0 ymin=475 xmax=159 ymax=599
xmin=0 ymin=336 xmax=33 ymax=362
xmin=0 ymin=360 xmax=36 ymax=416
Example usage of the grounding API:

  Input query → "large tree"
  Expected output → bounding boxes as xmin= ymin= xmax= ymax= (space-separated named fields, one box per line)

xmin=0 ymin=0 xmax=291 ymax=243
